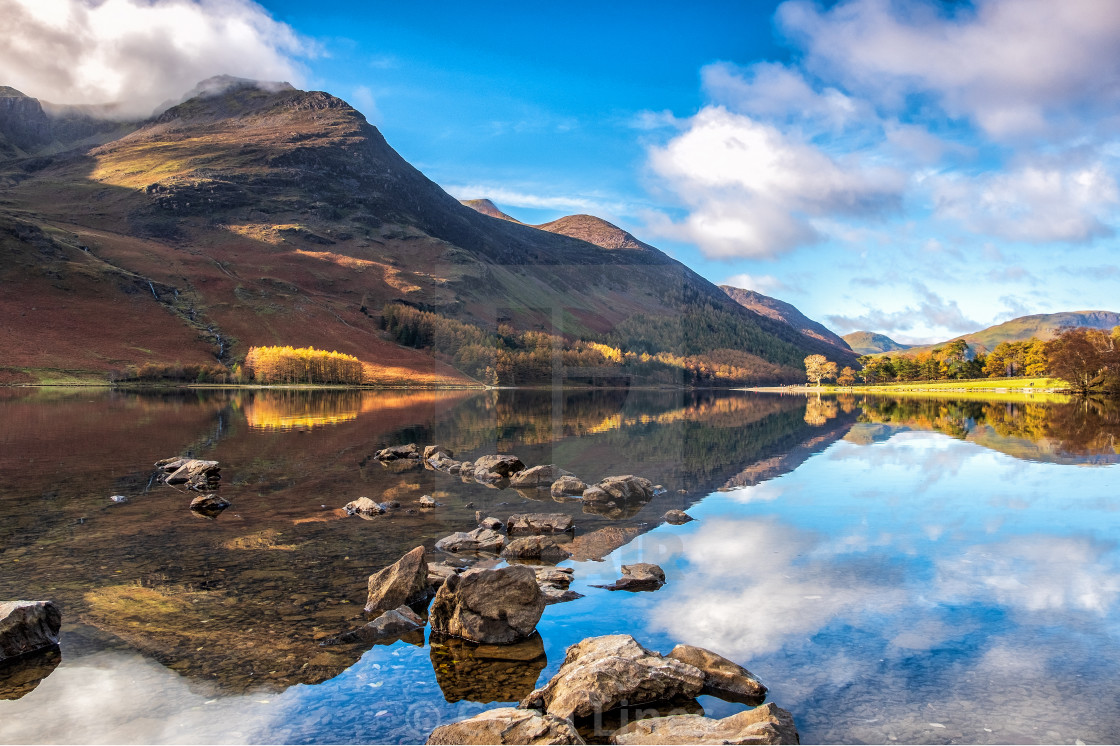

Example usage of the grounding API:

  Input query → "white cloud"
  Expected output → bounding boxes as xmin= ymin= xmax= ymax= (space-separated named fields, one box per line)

xmin=645 ymin=107 xmax=905 ymax=258
xmin=0 ymin=0 xmax=313 ymax=118
xmin=778 ymin=0 xmax=1120 ymax=139
xmin=721 ymin=273 xmax=788 ymax=295
xmin=930 ymin=162 xmax=1119 ymax=243
xmin=826 ymin=282 xmax=981 ymax=337
xmin=444 ymin=184 xmax=632 ymax=218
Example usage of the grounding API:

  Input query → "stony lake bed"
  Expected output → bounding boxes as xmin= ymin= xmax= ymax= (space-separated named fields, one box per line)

xmin=1 ymin=387 xmax=1119 ymax=744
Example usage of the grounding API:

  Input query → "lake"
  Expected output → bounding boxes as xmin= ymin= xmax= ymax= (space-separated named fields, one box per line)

xmin=1 ymin=388 xmax=1118 ymax=744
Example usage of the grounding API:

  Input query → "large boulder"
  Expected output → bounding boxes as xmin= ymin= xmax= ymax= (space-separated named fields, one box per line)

xmin=594 ymin=563 xmax=665 ymax=592
xmin=667 ymin=644 xmax=767 ymax=704
xmin=520 ymin=635 xmax=705 ymax=721
xmin=510 ymin=465 xmax=574 ymax=488
xmin=552 ymin=476 xmax=588 ymax=499
xmin=534 ymin=567 xmax=583 ymax=605
xmin=164 ymin=459 xmax=221 ymax=491
xmin=426 ymin=707 xmax=584 ymax=745
xmin=321 ymin=606 xmax=424 ymax=646
xmin=507 ymin=513 xmax=573 ymax=536
xmin=609 ymin=703 xmax=799 ymax=745
xmin=434 ymin=527 xmax=505 ymax=554
xmin=429 ymin=565 xmax=545 ymax=644
xmin=427 ymin=561 xmax=462 ymax=589
xmin=0 ymin=601 xmax=62 ymax=663
xmin=473 ymin=454 xmax=526 ymax=482
xmin=345 ymin=496 xmax=384 ymax=515
xmin=502 ymin=536 xmax=572 ymax=563
xmin=585 ymin=475 xmax=654 ymax=502
xmin=364 ymin=546 xmax=431 ymax=615
xmin=375 ymin=443 xmax=421 ymax=460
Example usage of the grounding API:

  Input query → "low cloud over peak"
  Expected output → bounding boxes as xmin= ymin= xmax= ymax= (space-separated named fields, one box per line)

xmin=0 ymin=0 xmax=314 ymax=118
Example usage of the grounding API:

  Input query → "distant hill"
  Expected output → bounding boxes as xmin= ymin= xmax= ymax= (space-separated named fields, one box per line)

xmin=536 ymin=214 xmax=654 ymax=251
xmin=721 ymin=286 xmax=854 ymax=359
xmin=869 ymin=311 xmax=1120 ymax=358
xmin=458 ymin=198 xmax=522 ymax=224
xmin=843 ymin=331 xmax=912 ymax=355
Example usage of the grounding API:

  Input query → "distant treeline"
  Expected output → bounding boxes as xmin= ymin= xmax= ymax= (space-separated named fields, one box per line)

xmin=848 ymin=327 xmax=1120 ymax=395
xmin=110 ymin=362 xmax=233 ymax=383
xmin=243 ymin=346 xmax=364 ymax=384
xmin=381 ymin=303 xmax=795 ymax=386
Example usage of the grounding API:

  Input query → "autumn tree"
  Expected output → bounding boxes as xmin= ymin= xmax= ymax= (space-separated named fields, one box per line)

xmin=837 ymin=366 xmax=857 ymax=386
xmin=1044 ymin=327 xmax=1117 ymax=395
xmin=804 ymin=354 xmax=838 ymax=386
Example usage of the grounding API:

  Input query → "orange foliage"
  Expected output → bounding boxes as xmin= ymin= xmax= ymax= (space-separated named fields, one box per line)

xmin=244 ymin=345 xmax=364 ymax=385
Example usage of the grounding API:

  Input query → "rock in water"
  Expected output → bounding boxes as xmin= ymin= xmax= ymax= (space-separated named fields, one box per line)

xmin=502 ymin=536 xmax=572 ymax=563
xmin=429 ymin=565 xmax=545 ymax=644
xmin=434 ymin=527 xmax=505 ymax=554
xmin=430 ymin=634 xmax=548 ymax=704
xmin=344 ymin=496 xmax=383 ymax=515
xmin=662 ymin=509 xmax=694 ymax=525
xmin=189 ymin=493 xmax=231 ymax=517
xmin=506 ymin=513 xmax=573 ymax=536
xmin=364 ymin=546 xmax=430 ymax=615
xmin=375 ymin=443 xmax=421 ymax=460
xmin=594 ymin=563 xmax=665 ymax=592
xmin=667 ymin=644 xmax=767 ymax=704
xmin=479 ymin=516 xmax=504 ymax=531
xmin=609 ymin=703 xmax=799 ymax=745
xmin=551 ymin=476 xmax=587 ymax=498
xmin=0 ymin=601 xmax=62 ymax=663
xmin=423 ymin=444 xmax=455 ymax=460
xmin=419 ymin=495 xmax=437 ymax=508
xmin=426 ymin=707 xmax=584 ymax=745
xmin=164 ymin=459 xmax=221 ymax=490
xmin=534 ymin=567 xmax=583 ymax=605
xmin=586 ymin=475 xmax=654 ymax=502
xmin=510 ymin=465 xmax=574 ymax=488
xmin=473 ymin=454 xmax=526 ymax=482
xmin=321 ymin=606 xmax=424 ymax=646
xmin=428 ymin=561 xmax=462 ymax=589
xmin=520 ymin=634 xmax=704 ymax=721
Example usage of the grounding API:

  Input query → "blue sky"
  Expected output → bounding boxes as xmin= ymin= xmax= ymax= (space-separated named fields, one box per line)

xmin=5 ymin=0 xmax=1120 ymax=344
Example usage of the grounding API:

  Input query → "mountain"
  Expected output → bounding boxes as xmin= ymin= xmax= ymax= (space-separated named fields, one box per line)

xmin=843 ymin=331 xmax=913 ymax=355
xmin=460 ymin=201 xmax=655 ymax=251
xmin=0 ymin=78 xmax=851 ymax=385
xmin=721 ymin=286 xmax=853 ymax=355
xmin=864 ymin=311 xmax=1120 ymax=358
xmin=458 ymin=198 xmax=522 ymax=224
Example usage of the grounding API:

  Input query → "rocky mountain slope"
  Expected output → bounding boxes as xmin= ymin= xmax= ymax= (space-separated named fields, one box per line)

xmin=0 ymin=77 xmax=852 ymax=385
xmin=720 ymin=285 xmax=853 ymax=356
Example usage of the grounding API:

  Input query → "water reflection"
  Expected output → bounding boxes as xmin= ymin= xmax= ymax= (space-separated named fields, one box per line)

xmin=0 ymin=649 xmax=60 ymax=701
xmin=429 ymin=634 xmax=547 ymax=703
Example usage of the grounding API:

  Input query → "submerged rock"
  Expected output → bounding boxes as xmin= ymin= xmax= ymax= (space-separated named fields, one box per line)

xmin=0 ymin=601 xmax=62 ymax=663
xmin=667 ymin=644 xmax=767 ymax=704
xmin=507 ymin=513 xmax=573 ymax=536
xmin=364 ymin=546 xmax=431 ymax=615
xmin=510 ymin=464 xmax=574 ymax=488
xmin=321 ymin=606 xmax=424 ymax=646
xmin=609 ymin=703 xmax=799 ymax=745
xmin=662 ymin=510 xmax=694 ymax=525
xmin=375 ymin=443 xmax=421 ymax=461
xmin=189 ymin=493 xmax=231 ymax=517
xmin=344 ymin=497 xmax=383 ymax=515
xmin=551 ymin=476 xmax=587 ymax=498
xmin=430 ymin=633 xmax=548 ymax=704
xmin=435 ymin=527 xmax=505 ymax=554
xmin=520 ymin=634 xmax=705 ymax=721
xmin=426 ymin=707 xmax=584 ymax=745
xmin=502 ymin=536 xmax=572 ymax=563
xmin=594 ymin=563 xmax=665 ymax=592
xmin=429 ymin=565 xmax=545 ymax=644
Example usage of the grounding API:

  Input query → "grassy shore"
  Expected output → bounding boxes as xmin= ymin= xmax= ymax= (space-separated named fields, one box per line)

xmin=750 ymin=377 xmax=1073 ymax=403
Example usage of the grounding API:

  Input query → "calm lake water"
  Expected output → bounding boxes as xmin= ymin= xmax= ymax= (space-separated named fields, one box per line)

xmin=1 ymin=388 xmax=1119 ymax=744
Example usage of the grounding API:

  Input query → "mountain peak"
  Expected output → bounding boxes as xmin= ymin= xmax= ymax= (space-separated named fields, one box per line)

xmin=459 ymin=198 xmax=522 ymax=224
xmin=535 ymin=214 xmax=652 ymax=251
xmin=0 ymin=86 xmax=30 ymax=99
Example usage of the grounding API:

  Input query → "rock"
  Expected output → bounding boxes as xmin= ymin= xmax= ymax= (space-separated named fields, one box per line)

xmin=426 ymin=707 xmax=584 ymax=745
xmin=479 ymin=516 xmax=504 ymax=531
xmin=594 ymin=563 xmax=665 ymax=592
xmin=448 ymin=462 xmax=464 ymax=474
xmin=427 ymin=562 xmax=462 ymax=589
xmin=321 ymin=606 xmax=424 ymax=646
xmin=155 ymin=456 xmax=189 ymax=472
xmin=434 ymin=527 xmax=505 ymax=554
xmin=345 ymin=497 xmax=383 ymax=515
xmin=507 ymin=513 xmax=574 ymax=536
xmin=587 ymin=475 xmax=654 ymax=502
xmin=502 ymin=536 xmax=572 ymax=563
xmin=375 ymin=443 xmax=421 ymax=460
xmin=666 ymin=644 xmax=767 ymax=704
xmin=0 ymin=601 xmax=62 ymax=663
xmin=474 ymin=454 xmax=526 ymax=482
xmin=364 ymin=546 xmax=431 ymax=615
xmin=662 ymin=510 xmax=694 ymax=525
xmin=189 ymin=493 xmax=231 ymax=516
xmin=475 ymin=510 xmax=483 ymax=523
xmin=520 ymin=635 xmax=704 ymax=721
xmin=609 ymin=703 xmax=799 ymax=745
xmin=419 ymin=495 xmax=437 ymax=508
xmin=109 ymin=495 xmax=128 ymax=503
xmin=164 ymin=459 xmax=220 ymax=490
xmin=510 ymin=464 xmax=574 ymax=488
xmin=429 ymin=565 xmax=545 ymax=644
xmin=551 ymin=476 xmax=587 ymax=498
xmin=534 ymin=567 xmax=583 ymax=605
xmin=423 ymin=444 xmax=455 ymax=460
xmin=566 ymin=526 xmax=642 ymax=562
xmin=430 ymin=634 xmax=548 ymax=704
